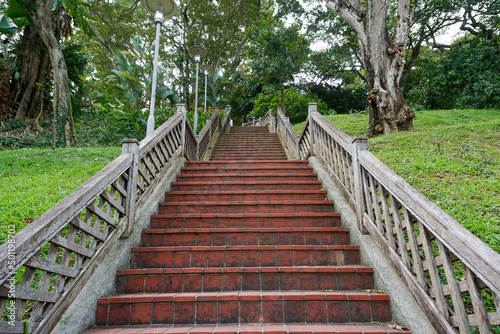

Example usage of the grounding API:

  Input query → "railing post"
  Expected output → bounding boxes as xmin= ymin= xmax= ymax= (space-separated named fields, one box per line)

xmin=268 ymin=109 xmax=274 ymax=133
xmin=177 ymin=104 xmax=186 ymax=150
xmin=121 ymin=138 xmax=139 ymax=238
xmin=285 ymin=117 xmax=290 ymax=149
xmin=352 ymin=136 xmax=369 ymax=234
xmin=308 ymin=103 xmax=317 ymax=156
xmin=215 ymin=107 xmax=220 ymax=131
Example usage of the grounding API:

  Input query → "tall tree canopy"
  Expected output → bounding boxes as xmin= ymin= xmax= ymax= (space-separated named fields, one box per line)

xmin=247 ymin=24 xmax=310 ymax=114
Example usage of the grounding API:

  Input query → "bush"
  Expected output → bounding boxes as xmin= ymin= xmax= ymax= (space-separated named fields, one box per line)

xmin=252 ymin=87 xmax=330 ymax=123
xmin=405 ymin=36 xmax=500 ymax=109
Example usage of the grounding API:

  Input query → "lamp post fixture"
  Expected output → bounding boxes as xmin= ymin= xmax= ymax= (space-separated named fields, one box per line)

xmin=201 ymin=64 xmax=212 ymax=112
xmin=143 ymin=0 xmax=177 ymax=136
xmin=189 ymin=46 xmax=206 ymax=135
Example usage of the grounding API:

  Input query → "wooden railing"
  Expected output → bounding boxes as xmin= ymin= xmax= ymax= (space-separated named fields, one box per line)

xmin=276 ymin=107 xmax=299 ymax=158
xmin=246 ymin=102 xmax=500 ymax=333
xmin=242 ymin=109 xmax=276 ymax=133
xmin=298 ymin=104 xmax=500 ymax=334
xmin=0 ymin=104 xmax=230 ymax=334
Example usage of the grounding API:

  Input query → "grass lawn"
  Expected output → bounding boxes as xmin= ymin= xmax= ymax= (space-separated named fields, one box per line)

xmin=0 ymin=147 xmax=122 ymax=244
xmin=294 ymin=109 xmax=500 ymax=253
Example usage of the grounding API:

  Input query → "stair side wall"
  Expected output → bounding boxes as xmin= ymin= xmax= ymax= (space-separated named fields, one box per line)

xmin=51 ymin=157 xmax=187 ymax=334
xmin=308 ymin=156 xmax=437 ymax=334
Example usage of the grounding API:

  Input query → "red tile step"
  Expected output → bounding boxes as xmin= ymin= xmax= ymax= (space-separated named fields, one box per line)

xmin=95 ymin=291 xmax=391 ymax=326
xmin=164 ymin=190 xmax=328 ymax=202
xmin=84 ymin=323 xmax=411 ymax=334
xmin=210 ymin=150 xmax=286 ymax=154
xmin=141 ymin=227 xmax=349 ymax=247
xmin=210 ymin=152 xmax=286 ymax=156
xmin=115 ymin=266 xmax=374 ymax=294
xmin=158 ymin=201 xmax=334 ymax=215
xmin=184 ymin=161 xmax=310 ymax=168
xmin=213 ymin=143 xmax=284 ymax=147
xmin=175 ymin=173 xmax=318 ymax=182
xmin=209 ymin=157 xmax=288 ymax=161
xmin=170 ymin=181 xmax=324 ymax=192
xmin=129 ymin=245 xmax=360 ymax=269
xmin=180 ymin=166 xmax=314 ymax=175
xmin=212 ymin=147 xmax=284 ymax=151
xmin=150 ymin=213 xmax=342 ymax=229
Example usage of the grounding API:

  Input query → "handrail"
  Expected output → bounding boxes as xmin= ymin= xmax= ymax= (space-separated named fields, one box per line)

xmin=242 ymin=110 xmax=275 ymax=133
xmin=221 ymin=109 xmax=232 ymax=134
xmin=295 ymin=106 xmax=500 ymax=334
xmin=0 ymin=103 xmax=230 ymax=334
xmin=197 ymin=110 xmax=220 ymax=161
xmin=243 ymin=102 xmax=500 ymax=333
xmin=276 ymin=107 xmax=299 ymax=158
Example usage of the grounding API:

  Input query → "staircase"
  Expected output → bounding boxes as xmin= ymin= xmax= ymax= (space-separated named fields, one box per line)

xmin=86 ymin=126 xmax=410 ymax=334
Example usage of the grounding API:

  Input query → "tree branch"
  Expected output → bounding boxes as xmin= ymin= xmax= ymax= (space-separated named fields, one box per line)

xmin=228 ymin=0 xmax=249 ymax=78
xmin=394 ymin=0 xmax=413 ymax=46
xmin=326 ymin=0 xmax=366 ymax=41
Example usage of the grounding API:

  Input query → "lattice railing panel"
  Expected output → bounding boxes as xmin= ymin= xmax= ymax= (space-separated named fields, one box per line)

xmin=359 ymin=158 xmax=500 ymax=333
xmin=294 ymin=105 xmax=500 ymax=333
xmin=0 ymin=105 xmax=230 ymax=333
xmin=0 ymin=154 xmax=132 ymax=333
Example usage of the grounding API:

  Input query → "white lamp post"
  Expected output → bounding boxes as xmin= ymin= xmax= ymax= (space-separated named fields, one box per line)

xmin=201 ymin=64 xmax=213 ymax=112
xmin=188 ymin=45 xmax=207 ymax=135
xmin=143 ymin=0 xmax=177 ymax=136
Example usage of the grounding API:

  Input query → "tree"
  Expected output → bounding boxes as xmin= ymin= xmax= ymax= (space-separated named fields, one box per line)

xmin=252 ymin=87 xmax=329 ymax=123
xmin=166 ymin=0 xmax=269 ymax=106
xmin=326 ymin=0 xmax=415 ymax=136
xmin=13 ymin=0 xmax=93 ymax=145
xmin=247 ymin=24 xmax=310 ymax=114
xmin=405 ymin=35 xmax=500 ymax=109
xmin=105 ymin=36 xmax=177 ymax=110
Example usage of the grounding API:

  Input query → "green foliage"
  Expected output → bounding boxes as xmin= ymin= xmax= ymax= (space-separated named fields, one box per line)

xmin=306 ymin=82 xmax=367 ymax=114
xmin=294 ymin=109 xmax=500 ymax=253
xmin=0 ymin=147 xmax=121 ymax=244
xmin=226 ymin=74 xmax=263 ymax=125
xmin=0 ymin=13 xmax=18 ymax=35
xmin=252 ymin=87 xmax=330 ymax=123
xmin=62 ymin=42 xmax=89 ymax=116
xmin=405 ymin=36 xmax=500 ymax=109
xmin=247 ymin=24 xmax=310 ymax=105
xmin=106 ymin=36 xmax=178 ymax=110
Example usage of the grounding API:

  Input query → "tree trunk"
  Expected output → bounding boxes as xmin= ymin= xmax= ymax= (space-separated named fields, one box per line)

xmin=0 ymin=50 xmax=12 ymax=120
xmin=11 ymin=25 xmax=50 ymax=123
xmin=326 ymin=0 xmax=415 ymax=136
xmin=17 ymin=0 xmax=76 ymax=146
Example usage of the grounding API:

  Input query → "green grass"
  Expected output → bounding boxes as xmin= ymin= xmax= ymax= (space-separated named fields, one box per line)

xmin=0 ymin=147 xmax=121 ymax=244
xmin=295 ymin=109 xmax=500 ymax=253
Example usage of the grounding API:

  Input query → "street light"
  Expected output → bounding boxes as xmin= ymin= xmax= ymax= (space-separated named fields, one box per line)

xmin=143 ymin=0 xmax=177 ymax=136
xmin=188 ymin=45 xmax=207 ymax=135
xmin=201 ymin=64 xmax=212 ymax=112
